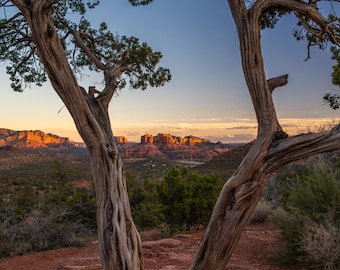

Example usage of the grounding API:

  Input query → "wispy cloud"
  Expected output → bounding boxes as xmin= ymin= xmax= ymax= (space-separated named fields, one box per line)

xmin=110 ymin=117 xmax=340 ymax=143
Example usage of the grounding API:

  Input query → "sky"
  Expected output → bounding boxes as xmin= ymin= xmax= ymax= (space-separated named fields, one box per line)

xmin=1 ymin=0 xmax=340 ymax=143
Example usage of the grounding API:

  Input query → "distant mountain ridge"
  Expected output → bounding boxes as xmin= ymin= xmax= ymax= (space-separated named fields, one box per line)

xmin=116 ymin=133 xmax=234 ymax=160
xmin=0 ymin=128 xmax=75 ymax=149
xmin=0 ymin=129 xmax=237 ymax=160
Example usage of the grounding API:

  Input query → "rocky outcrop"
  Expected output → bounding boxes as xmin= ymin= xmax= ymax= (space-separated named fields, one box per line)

xmin=114 ymin=136 xmax=128 ymax=144
xmin=140 ymin=133 xmax=210 ymax=146
xmin=117 ymin=133 xmax=231 ymax=161
xmin=0 ymin=129 xmax=232 ymax=161
xmin=141 ymin=134 xmax=155 ymax=144
xmin=0 ymin=128 xmax=75 ymax=149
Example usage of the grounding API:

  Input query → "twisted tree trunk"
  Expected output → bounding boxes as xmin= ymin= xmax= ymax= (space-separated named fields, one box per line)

xmin=191 ymin=1 xmax=340 ymax=269
xmin=12 ymin=1 xmax=143 ymax=269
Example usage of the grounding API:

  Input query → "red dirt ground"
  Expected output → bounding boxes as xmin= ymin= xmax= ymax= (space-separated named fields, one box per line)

xmin=0 ymin=224 xmax=300 ymax=270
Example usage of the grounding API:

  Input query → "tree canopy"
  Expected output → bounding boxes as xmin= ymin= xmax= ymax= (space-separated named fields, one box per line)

xmin=0 ymin=0 xmax=171 ymax=94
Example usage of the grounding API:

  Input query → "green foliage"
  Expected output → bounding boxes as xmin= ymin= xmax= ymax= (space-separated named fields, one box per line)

xmin=270 ymin=208 xmax=305 ymax=266
xmin=9 ymin=185 xmax=39 ymax=213
xmin=260 ymin=7 xmax=290 ymax=30
xmin=128 ymin=0 xmax=153 ymax=6
xmin=283 ymin=157 xmax=340 ymax=223
xmin=272 ymin=156 xmax=340 ymax=268
xmin=158 ymin=167 xmax=222 ymax=229
xmin=324 ymin=46 xmax=340 ymax=109
xmin=324 ymin=92 xmax=340 ymax=109
xmin=44 ymin=184 xmax=97 ymax=230
xmin=126 ymin=170 xmax=164 ymax=229
xmin=0 ymin=0 xmax=171 ymax=92
xmin=331 ymin=47 xmax=340 ymax=87
xmin=52 ymin=158 xmax=74 ymax=186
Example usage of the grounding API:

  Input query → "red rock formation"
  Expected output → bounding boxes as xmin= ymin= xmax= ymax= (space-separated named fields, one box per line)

xmin=117 ymin=133 xmax=231 ymax=160
xmin=140 ymin=133 xmax=211 ymax=146
xmin=0 ymin=129 xmax=232 ymax=161
xmin=114 ymin=136 xmax=128 ymax=144
xmin=0 ymin=129 xmax=74 ymax=149
xmin=141 ymin=134 xmax=154 ymax=144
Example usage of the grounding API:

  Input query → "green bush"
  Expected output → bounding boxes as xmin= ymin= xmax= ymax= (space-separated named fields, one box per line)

xmin=43 ymin=184 xmax=97 ymax=230
xmin=249 ymin=200 xmax=273 ymax=224
xmin=126 ymin=171 xmax=164 ymax=230
xmin=270 ymin=207 xmax=306 ymax=265
xmin=273 ymin=156 xmax=340 ymax=268
xmin=284 ymin=158 xmax=340 ymax=223
xmin=158 ymin=167 xmax=222 ymax=229
xmin=65 ymin=187 xmax=97 ymax=230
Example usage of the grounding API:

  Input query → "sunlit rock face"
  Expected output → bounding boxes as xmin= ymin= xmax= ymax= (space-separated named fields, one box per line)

xmin=0 ymin=128 xmax=74 ymax=149
xmin=141 ymin=133 xmax=210 ymax=146
xmin=141 ymin=134 xmax=155 ymax=144
xmin=114 ymin=136 xmax=128 ymax=144
xmin=0 ymin=128 xmax=232 ymax=161
xmin=117 ymin=133 xmax=231 ymax=160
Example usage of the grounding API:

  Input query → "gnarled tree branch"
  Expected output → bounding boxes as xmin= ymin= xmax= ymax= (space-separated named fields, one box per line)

xmin=267 ymin=73 xmax=288 ymax=92
xmin=266 ymin=124 xmax=340 ymax=167
xmin=71 ymin=30 xmax=106 ymax=70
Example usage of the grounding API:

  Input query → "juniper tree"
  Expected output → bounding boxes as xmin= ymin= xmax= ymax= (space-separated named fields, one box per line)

xmin=0 ymin=0 xmax=170 ymax=269
xmin=1 ymin=0 xmax=340 ymax=270
xmin=190 ymin=1 xmax=340 ymax=269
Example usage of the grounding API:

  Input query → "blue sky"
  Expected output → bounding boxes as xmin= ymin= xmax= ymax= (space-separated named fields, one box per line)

xmin=1 ymin=0 xmax=339 ymax=143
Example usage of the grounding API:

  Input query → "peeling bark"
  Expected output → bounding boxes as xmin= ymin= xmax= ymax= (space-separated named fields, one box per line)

xmin=11 ymin=1 xmax=143 ymax=269
xmin=190 ymin=1 xmax=340 ymax=269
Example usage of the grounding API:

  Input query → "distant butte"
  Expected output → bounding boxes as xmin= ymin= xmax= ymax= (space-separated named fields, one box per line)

xmin=0 ymin=129 xmax=234 ymax=160
xmin=116 ymin=133 xmax=232 ymax=160
xmin=0 ymin=128 xmax=75 ymax=149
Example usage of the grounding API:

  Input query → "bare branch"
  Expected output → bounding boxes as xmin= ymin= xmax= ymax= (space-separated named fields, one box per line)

xmin=251 ymin=0 xmax=338 ymax=44
xmin=45 ymin=0 xmax=59 ymax=8
xmin=0 ymin=12 xmax=22 ymax=24
xmin=89 ymin=85 xmax=101 ymax=97
xmin=265 ymin=124 xmax=340 ymax=171
xmin=96 ymin=51 xmax=133 ymax=106
xmin=267 ymin=74 xmax=288 ymax=92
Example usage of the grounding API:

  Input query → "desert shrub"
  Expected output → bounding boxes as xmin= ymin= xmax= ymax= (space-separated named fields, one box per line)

xmin=43 ymin=183 xmax=97 ymax=230
xmin=272 ymin=155 xmax=340 ymax=268
xmin=9 ymin=185 xmax=39 ymax=213
xmin=283 ymin=157 xmax=340 ymax=220
xmin=299 ymin=219 xmax=340 ymax=270
xmin=158 ymin=167 xmax=222 ymax=229
xmin=0 ymin=202 xmax=24 ymax=256
xmin=270 ymin=207 xmax=306 ymax=265
xmin=16 ymin=207 xmax=89 ymax=251
xmin=52 ymin=158 xmax=74 ymax=185
xmin=249 ymin=200 xmax=273 ymax=224
xmin=0 ymin=203 xmax=90 ymax=257
xmin=65 ymin=186 xmax=97 ymax=230
xmin=126 ymin=171 xmax=164 ymax=230
xmin=263 ymin=162 xmax=306 ymax=207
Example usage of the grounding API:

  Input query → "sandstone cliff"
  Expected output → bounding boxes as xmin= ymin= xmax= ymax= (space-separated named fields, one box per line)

xmin=141 ymin=133 xmax=210 ymax=145
xmin=0 ymin=129 xmax=231 ymax=161
xmin=117 ymin=133 xmax=230 ymax=160
xmin=0 ymin=128 xmax=75 ymax=149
